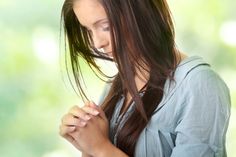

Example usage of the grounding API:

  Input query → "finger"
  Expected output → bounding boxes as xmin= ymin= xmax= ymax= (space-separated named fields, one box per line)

xmin=63 ymin=133 xmax=80 ymax=149
xmin=68 ymin=131 xmax=85 ymax=149
xmin=61 ymin=114 xmax=88 ymax=128
xmin=61 ymin=113 xmax=81 ymax=126
xmin=59 ymin=125 xmax=76 ymax=137
xmin=84 ymin=101 xmax=91 ymax=106
xmin=69 ymin=105 xmax=91 ymax=121
xmin=62 ymin=113 xmax=88 ymax=126
xmin=82 ymin=105 xmax=100 ymax=116
xmin=60 ymin=120 xmax=87 ymax=137
xmin=64 ymin=133 xmax=75 ymax=143
xmin=89 ymin=102 xmax=107 ymax=120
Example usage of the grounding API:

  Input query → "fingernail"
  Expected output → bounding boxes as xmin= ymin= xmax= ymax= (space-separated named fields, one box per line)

xmin=90 ymin=101 xmax=98 ymax=107
xmin=85 ymin=115 xmax=91 ymax=120
xmin=93 ymin=110 xmax=99 ymax=115
xmin=81 ymin=121 xmax=86 ymax=126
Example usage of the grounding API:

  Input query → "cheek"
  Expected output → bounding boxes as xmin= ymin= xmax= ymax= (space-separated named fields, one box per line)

xmin=106 ymin=32 xmax=113 ymax=50
xmin=108 ymin=35 xmax=112 ymax=48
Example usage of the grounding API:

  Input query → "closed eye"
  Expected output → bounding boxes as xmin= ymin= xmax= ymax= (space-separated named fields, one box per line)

xmin=102 ymin=26 xmax=110 ymax=31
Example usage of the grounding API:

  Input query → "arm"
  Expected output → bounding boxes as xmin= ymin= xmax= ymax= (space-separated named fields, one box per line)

xmin=81 ymin=153 xmax=92 ymax=157
xmin=93 ymin=140 xmax=129 ymax=157
xmin=171 ymin=69 xmax=231 ymax=157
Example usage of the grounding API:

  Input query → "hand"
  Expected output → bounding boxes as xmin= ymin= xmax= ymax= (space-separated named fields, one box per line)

xmin=69 ymin=102 xmax=110 ymax=156
xmin=59 ymin=102 xmax=99 ymax=153
xmin=59 ymin=102 xmax=110 ymax=156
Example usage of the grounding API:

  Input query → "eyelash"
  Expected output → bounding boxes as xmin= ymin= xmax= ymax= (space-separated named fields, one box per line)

xmin=86 ymin=24 xmax=110 ymax=36
xmin=102 ymin=26 xmax=110 ymax=31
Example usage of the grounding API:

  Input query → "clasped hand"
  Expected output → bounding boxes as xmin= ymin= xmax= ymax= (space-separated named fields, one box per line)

xmin=59 ymin=101 xmax=110 ymax=156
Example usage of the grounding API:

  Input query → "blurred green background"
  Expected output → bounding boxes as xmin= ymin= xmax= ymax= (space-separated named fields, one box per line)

xmin=0 ymin=0 xmax=235 ymax=157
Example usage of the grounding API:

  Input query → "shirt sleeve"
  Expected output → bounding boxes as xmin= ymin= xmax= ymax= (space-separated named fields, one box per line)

xmin=171 ymin=68 xmax=231 ymax=157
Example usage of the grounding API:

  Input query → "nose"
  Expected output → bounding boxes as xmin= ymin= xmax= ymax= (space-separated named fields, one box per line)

xmin=92 ymin=32 xmax=108 ymax=50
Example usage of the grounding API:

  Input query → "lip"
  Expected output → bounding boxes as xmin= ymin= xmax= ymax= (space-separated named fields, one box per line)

xmin=106 ymin=52 xmax=113 ymax=56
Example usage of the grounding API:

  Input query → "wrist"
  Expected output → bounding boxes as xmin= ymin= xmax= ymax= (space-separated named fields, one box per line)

xmin=93 ymin=140 xmax=112 ymax=157
xmin=82 ymin=152 xmax=92 ymax=157
xmin=94 ymin=140 xmax=128 ymax=157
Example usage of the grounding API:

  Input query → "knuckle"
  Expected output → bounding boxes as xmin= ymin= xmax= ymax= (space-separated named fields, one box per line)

xmin=72 ymin=105 xmax=78 ymax=109
xmin=61 ymin=114 xmax=68 ymax=121
xmin=73 ymin=117 xmax=79 ymax=125
xmin=69 ymin=105 xmax=79 ymax=112
xmin=59 ymin=128 xmax=65 ymax=136
xmin=82 ymin=105 xmax=91 ymax=112
xmin=60 ymin=125 xmax=74 ymax=136
xmin=61 ymin=114 xmax=70 ymax=124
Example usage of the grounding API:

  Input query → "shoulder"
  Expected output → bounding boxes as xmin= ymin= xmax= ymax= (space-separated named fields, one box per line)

xmin=174 ymin=56 xmax=231 ymax=119
xmin=181 ymin=59 xmax=230 ymax=100
xmin=157 ymin=56 xmax=231 ymax=112
xmin=174 ymin=55 xmax=229 ymax=94
xmin=169 ymin=55 xmax=231 ymax=114
xmin=185 ymin=64 xmax=229 ymax=92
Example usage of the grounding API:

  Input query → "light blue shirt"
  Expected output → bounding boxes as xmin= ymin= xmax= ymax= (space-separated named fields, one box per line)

xmin=108 ymin=56 xmax=231 ymax=157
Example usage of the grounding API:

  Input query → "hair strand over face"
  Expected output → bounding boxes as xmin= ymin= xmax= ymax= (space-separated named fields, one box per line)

xmin=61 ymin=0 xmax=179 ymax=156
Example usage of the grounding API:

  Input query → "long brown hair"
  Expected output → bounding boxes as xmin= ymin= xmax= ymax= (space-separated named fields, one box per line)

xmin=61 ymin=0 xmax=179 ymax=156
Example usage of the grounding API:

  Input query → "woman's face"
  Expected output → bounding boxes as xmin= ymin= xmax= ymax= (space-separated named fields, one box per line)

xmin=73 ymin=0 xmax=113 ymax=58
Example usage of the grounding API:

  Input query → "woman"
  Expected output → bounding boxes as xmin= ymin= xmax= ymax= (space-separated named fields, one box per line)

xmin=59 ymin=0 xmax=231 ymax=157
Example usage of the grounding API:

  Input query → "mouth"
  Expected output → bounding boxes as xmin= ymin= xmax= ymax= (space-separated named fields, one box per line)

xmin=106 ymin=52 xmax=113 ymax=57
xmin=95 ymin=48 xmax=114 ymax=60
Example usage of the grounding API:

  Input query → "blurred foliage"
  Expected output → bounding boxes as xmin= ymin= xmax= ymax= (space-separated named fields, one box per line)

xmin=0 ymin=0 xmax=235 ymax=157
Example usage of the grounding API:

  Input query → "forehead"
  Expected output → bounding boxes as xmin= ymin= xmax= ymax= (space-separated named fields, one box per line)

xmin=73 ymin=0 xmax=107 ymax=27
